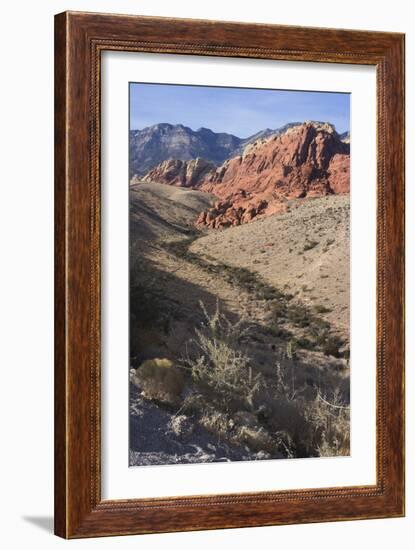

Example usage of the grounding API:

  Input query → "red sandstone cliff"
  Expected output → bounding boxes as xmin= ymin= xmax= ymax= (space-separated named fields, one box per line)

xmin=140 ymin=122 xmax=350 ymax=228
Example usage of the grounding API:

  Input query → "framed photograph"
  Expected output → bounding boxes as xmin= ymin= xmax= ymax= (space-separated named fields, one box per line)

xmin=54 ymin=11 xmax=405 ymax=538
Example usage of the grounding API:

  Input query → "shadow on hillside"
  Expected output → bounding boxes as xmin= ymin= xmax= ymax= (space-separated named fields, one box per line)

xmin=129 ymin=252 xmax=240 ymax=363
xmin=129 ymin=249 xmax=349 ymax=399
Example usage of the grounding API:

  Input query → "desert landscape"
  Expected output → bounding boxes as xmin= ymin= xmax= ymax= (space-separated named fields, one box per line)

xmin=128 ymin=88 xmax=351 ymax=467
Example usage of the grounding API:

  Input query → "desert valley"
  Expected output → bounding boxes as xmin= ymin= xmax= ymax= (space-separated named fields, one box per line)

xmin=129 ymin=119 xmax=351 ymax=466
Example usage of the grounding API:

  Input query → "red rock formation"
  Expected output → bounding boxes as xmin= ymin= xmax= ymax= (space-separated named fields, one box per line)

xmin=327 ymin=153 xmax=350 ymax=194
xmin=194 ymin=122 xmax=349 ymax=228
xmin=141 ymin=122 xmax=350 ymax=228
xmin=141 ymin=157 xmax=215 ymax=188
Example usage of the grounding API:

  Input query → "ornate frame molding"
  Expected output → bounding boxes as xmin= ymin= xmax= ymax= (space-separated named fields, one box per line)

xmin=55 ymin=11 xmax=404 ymax=538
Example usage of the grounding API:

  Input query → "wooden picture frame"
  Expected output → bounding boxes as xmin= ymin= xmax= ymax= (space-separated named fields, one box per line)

xmin=54 ymin=11 xmax=405 ymax=538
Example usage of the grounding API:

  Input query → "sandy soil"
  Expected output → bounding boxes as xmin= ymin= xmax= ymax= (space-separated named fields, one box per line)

xmin=190 ymin=195 xmax=350 ymax=336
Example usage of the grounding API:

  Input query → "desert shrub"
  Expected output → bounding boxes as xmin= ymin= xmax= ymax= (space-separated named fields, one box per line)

xmin=314 ymin=304 xmax=332 ymax=314
xmin=269 ymin=361 xmax=350 ymax=457
xmin=293 ymin=336 xmax=315 ymax=350
xmin=303 ymin=240 xmax=319 ymax=251
xmin=259 ymin=392 xmax=312 ymax=457
xmin=162 ymin=238 xmax=196 ymax=260
xmin=163 ymin=239 xmax=284 ymax=303
xmin=185 ymin=301 xmax=262 ymax=408
xmin=199 ymin=409 xmax=232 ymax=438
xmin=286 ymin=304 xmax=313 ymax=327
xmin=168 ymin=415 xmax=194 ymax=438
xmin=132 ymin=358 xmax=184 ymax=404
xmin=307 ymin=389 xmax=350 ymax=457
xmin=264 ymin=359 xmax=313 ymax=456
xmin=200 ymin=408 xmax=277 ymax=454
xmin=321 ymin=334 xmax=345 ymax=357
xmin=266 ymin=325 xmax=293 ymax=340
xmin=310 ymin=316 xmax=331 ymax=331
xmin=224 ymin=265 xmax=256 ymax=288
xmin=274 ymin=431 xmax=296 ymax=458
xmin=237 ymin=425 xmax=275 ymax=453
xmin=260 ymin=287 xmax=280 ymax=301
xmin=221 ymin=265 xmax=283 ymax=301
xmin=272 ymin=300 xmax=288 ymax=319
xmin=285 ymin=339 xmax=298 ymax=360
xmin=272 ymin=298 xmax=346 ymax=356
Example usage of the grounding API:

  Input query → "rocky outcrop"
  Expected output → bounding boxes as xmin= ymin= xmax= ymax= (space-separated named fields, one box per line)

xmin=339 ymin=130 xmax=350 ymax=144
xmin=141 ymin=158 xmax=215 ymax=188
xmin=140 ymin=122 xmax=350 ymax=229
xmin=327 ymin=153 xmax=350 ymax=194
xmin=195 ymin=192 xmax=286 ymax=229
xmin=196 ymin=122 xmax=349 ymax=228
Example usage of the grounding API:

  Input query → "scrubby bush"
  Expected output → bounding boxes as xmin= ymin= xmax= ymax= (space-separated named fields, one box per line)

xmin=168 ymin=414 xmax=194 ymax=438
xmin=199 ymin=408 xmax=276 ymax=455
xmin=180 ymin=299 xmax=350 ymax=459
xmin=307 ymin=389 xmax=350 ymax=457
xmin=321 ymin=334 xmax=345 ymax=358
xmin=314 ymin=304 xmax=332 ymax=314
xmin=199 ymin=409 xmax=232 ymax=437
xmin=238 ymin=425 xmax=275 ymax=453
xmin=303 ymin=240 xmax=319 ymax=251
xmin=286 ymin=303 xmax=313 ymax=327
xmin=185 ymin=301 xmax=262 ymax=408
xmin=293 ymin=336 xmax=315 ymax=350
xmin=270 ymin=358 xmax=350 ymax=457
xmin=132 ymin=358 xmax=184 ymax=404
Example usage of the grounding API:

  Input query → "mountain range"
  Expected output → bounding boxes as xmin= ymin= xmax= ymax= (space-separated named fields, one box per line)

xmin=135 ymin=121 xmax=350 ymax=228
xmin=129 ymin=122 xmax=311 ymax=177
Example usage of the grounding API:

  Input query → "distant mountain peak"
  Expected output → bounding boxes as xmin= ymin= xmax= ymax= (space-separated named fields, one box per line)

xmin=129 ymin=123 xmax=243 ymax=177
xmin=151 ymin=122 xmax=174 ymax=130
xmin=129 ymin=121 xmax=346 ymax=179
xmin=197 ymin=126 xmax=213 ymax=133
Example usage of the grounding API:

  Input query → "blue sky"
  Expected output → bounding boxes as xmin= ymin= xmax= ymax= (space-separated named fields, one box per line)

xmin=130 ymin=83 xmax=350 ymax=138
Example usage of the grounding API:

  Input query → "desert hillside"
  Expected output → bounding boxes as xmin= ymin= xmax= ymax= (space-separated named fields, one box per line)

xmin=190 ymin=194 xmax=349 ymax=336
xmin=129 ymin=183 xmax=350 ymax=466
xmin=129 ymin=182 xmax=216 ymax=243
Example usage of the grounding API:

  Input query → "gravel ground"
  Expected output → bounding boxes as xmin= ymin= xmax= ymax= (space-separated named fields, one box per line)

xmin=129 ymin=383 xmax=270 ymax=467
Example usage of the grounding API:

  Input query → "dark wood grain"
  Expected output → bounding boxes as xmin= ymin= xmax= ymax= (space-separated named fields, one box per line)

xmin=54 ymin=11 xmax=67 ymax=538
xmin=54 ymin=11 xmax=405 ymax=539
